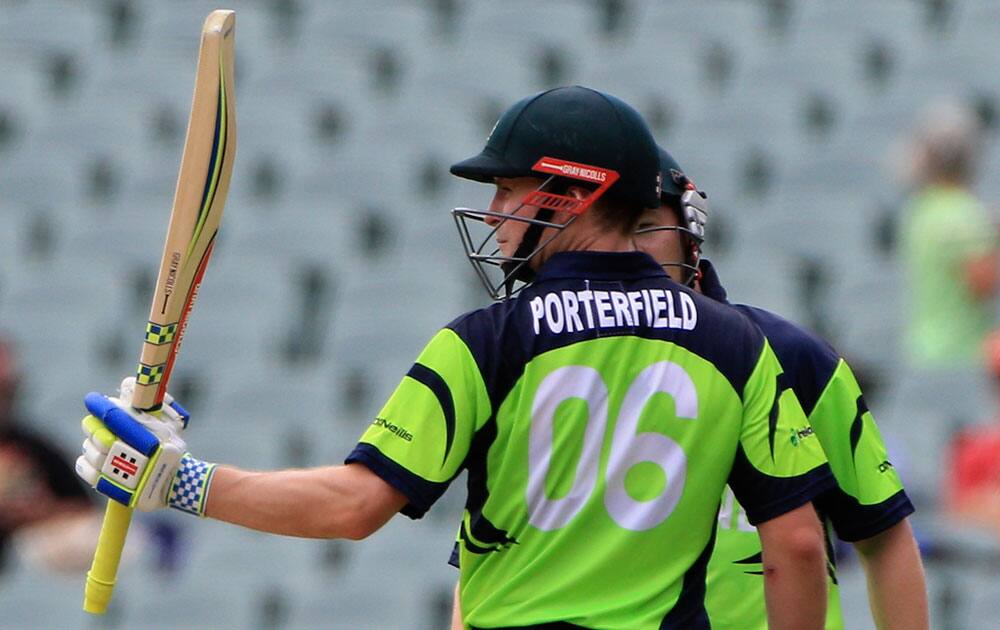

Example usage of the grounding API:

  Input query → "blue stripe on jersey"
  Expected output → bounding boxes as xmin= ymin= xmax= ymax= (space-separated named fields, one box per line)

xmin=732 ymin=304 xmax=839 ymax=417
xmin=729 ymin=448 xmax=837 ymax=526
xmin=767 ymin=371 xmax=798 ymax=462
xmin=701 ymin=258 xmax=915 ymax=538
xmin=725 ymin=302 xmax=916 ymax=537
xmin=658 ymin=510 xmax=716 ymax=629
xmin=701 ymin=259 xmax=839 ymax=417
xmin=819 ymin=489 xmax=915 ymax=542
xmin=849 ymin=395 xmax=869 ymax=457
xmin=449 ymin=542 xmax=460 ymax=568
xmin=407 ymin=363 xmax=456 ymax=465
xmin=462 ymin=406 xmax=518 ymax=551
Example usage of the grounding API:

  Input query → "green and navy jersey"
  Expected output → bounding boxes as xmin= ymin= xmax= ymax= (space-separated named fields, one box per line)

xmin=347 ymin=252 xmax=834 ymax=629
xmin=698 ymin=260 xmax=915 ymax=630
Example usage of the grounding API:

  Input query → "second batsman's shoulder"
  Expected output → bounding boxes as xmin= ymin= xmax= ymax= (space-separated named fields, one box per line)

xmin=733 ymin=305 xmax=839 ymax=367
xmin=731 ymin=304 xmax=848 ymax=416
xmin=689 ymin=286 xmax=768 ymax=346
xmin=673 ymin=285 xmax=775 ymax=393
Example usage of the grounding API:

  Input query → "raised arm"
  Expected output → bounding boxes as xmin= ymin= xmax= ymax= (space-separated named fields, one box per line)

xmin=75 ymin=387 xmax=407 ymax=541
xmin=79 ymin=329 xmax=487 ymax=544
xmin=757 ymin=502 xmax=828 ymax=630
xmin=852 ymin=519 xmax=929 ymax=630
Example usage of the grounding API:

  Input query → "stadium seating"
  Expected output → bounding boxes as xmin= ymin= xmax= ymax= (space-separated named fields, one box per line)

xmin=2 ymin=1 xmax=999 ymax=627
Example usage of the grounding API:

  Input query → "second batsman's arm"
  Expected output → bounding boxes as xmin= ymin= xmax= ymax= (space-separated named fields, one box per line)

xmin=757 ymin=503 xmax=828 ymax=630
xmin=853 ymin=520 xmax=927 ymax=630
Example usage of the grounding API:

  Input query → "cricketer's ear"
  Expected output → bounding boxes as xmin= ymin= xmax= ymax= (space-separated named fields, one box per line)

xmin=565 ymin=184 xmax=589 ymax=198
xmin=561 ymin=184 xmax=595 ymax=220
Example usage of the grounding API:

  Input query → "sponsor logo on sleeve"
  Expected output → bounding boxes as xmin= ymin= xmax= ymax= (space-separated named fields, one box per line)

xmin=372 ymin=417 xmax=414 ymax=442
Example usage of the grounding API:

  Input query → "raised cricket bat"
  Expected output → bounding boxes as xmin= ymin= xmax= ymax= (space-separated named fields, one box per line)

xmin=83 ymin=9 xmax=236 ymax=614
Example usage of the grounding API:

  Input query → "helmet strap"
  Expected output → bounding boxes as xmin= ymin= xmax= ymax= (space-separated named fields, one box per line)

xmin=501 ymin=207 xmax=555 ymax=297
xmin=684 ymin=238 xmax=701 ymax=286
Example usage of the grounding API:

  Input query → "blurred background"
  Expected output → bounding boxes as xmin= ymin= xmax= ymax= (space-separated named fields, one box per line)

xmin=2 ymin=0 xmax=1000 ymax=628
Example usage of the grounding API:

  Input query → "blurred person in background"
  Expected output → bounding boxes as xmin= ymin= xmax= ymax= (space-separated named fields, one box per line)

xmin=0 ymin=336 xmax=99 ymax=573
xmin=946 ymin=330 xmax=1000 ymax=536
xmin=897 ymin=100 xmax=999 ymax=369
xmin=889 ymin=100 xmax=999 ymax=505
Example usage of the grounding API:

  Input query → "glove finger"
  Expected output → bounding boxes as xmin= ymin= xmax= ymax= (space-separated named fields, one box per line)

xmin=84 ymin=391 xmax=118 ymax=418
xmin=118 ymin=376 xmax=137 ymax=407
xmin=83 ymin=437 xmax=106 ymax=468
xmin=84 ymin=393 xmax=159 ymax=456
xmin=81 ymin=415 xmax=114 ymax=450
xmin=75 ymin=455 xmax=100 ymax=487
xmin=81 ymin=414 xmax=98 ymax=438
xmin=170 ymin=400 xmax=190 ymax=427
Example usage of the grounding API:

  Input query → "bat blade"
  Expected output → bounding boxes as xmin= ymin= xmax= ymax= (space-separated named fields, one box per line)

xmin=133 ymin=9 xmax=237 ymax=412
xmin=83 ymin=9 xmax=237 ymax=615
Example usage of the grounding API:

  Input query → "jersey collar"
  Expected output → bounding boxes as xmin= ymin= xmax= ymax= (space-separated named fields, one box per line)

xmin=697 ymin=258 xmax=730 ymax=303
xmin=535 ymin=251 xmax=668 ymax=282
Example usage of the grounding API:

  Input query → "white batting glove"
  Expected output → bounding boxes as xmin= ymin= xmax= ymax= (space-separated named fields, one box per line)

xmin=75 ymin=377 xmax=217 ymax=516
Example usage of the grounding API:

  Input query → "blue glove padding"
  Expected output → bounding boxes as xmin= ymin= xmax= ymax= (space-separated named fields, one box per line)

xmin=84 ymin=392 xmax=160 ymax=457
xmin=76 ymin=378 xmax=193 ymax=512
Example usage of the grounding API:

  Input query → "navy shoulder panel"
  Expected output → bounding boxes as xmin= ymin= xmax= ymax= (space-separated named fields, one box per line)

xmin=445 ymin=299 xmax=528 ymax=413
xmin=447 ymin=276 xmax=767 ymax=403
xmin=733 ymin=305 xmax=840 ymax=416
xmin=677 ymin=287 xmax=766 ymax=395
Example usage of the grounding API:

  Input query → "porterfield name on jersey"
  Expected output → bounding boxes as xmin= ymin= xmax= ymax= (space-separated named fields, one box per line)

xmin=529 ymin=287 xmax=698 ymax=335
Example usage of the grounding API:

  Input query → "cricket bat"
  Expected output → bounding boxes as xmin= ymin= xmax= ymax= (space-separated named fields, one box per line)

xmin=83 ymin=9 xmax=236 ymax=614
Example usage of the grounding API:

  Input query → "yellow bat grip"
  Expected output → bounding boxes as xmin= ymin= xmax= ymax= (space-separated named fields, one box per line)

xmin=83 ymin=499 xmax=133 ymax=614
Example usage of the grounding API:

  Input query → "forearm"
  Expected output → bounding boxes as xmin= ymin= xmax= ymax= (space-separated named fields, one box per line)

xmin=204 ymin=463 xmax=406 ymax=540
xmin=761 ymin=552 xmax=827 ymax=629
xmin=452 ymin=580 xmax=464 ymax=630
xmin=759 ymin=504 xmax=828 ymax=630
xmin=854 ymin=520 xmax=929 ymax=630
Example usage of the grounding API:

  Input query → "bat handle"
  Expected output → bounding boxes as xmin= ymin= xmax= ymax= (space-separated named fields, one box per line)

xmin=83 ymin=499 xmax=133 ymax=614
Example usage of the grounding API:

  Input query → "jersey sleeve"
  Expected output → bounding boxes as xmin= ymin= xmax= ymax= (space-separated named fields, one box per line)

xmin=345 ymin=328 xmax=492 ymax=519
xmin=812 ymin=359 xmax=915 ymax=541
xmin=727 ymin=340 xmax=835 ymax=525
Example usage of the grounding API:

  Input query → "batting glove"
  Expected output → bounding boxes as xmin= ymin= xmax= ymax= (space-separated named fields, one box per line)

xmin=75 ymin=377 xmax=217 ymax=516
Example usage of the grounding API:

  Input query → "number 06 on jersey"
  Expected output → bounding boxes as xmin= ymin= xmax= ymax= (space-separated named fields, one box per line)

xmin=83 ymin=10 xmax=237 ymax=614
